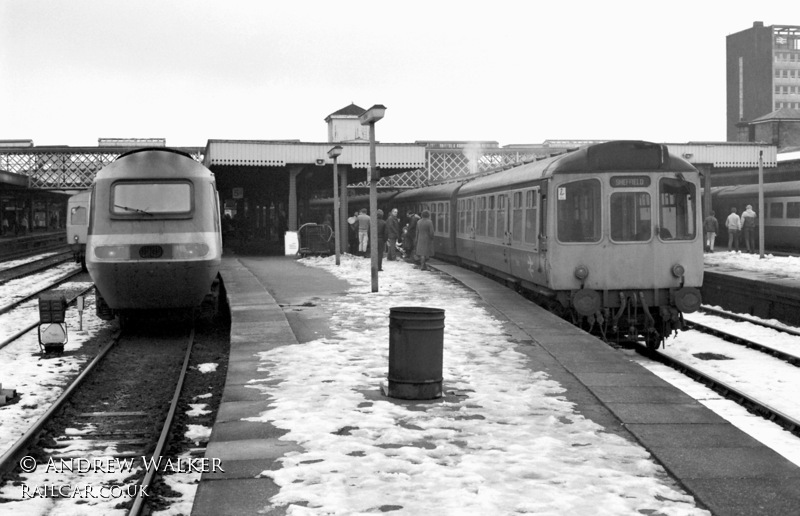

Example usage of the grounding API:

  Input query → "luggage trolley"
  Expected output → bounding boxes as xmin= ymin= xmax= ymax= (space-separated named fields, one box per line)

xmin=297 ymin=223 xmax=334 ymax=257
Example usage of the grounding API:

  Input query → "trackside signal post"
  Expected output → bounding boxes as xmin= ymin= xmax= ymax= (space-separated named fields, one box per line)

xmin=38 ymin=293 xmax=68 ymax=353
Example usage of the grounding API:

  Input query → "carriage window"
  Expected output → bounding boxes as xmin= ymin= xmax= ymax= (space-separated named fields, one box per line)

xmin=511 ymin=191 xmax=523 ymax=242
xmin=112 ymin=181 xmax=192 ymax=215
xmin=458 ymin=200 xmax=466 ymax=234
xmin=770 ymin=202 xmax=784 ymax=219
xmin=477 ymin=196 xmax=487 ymax=236
xmin=487 ymin=196 xmax=496 ymax=238
xmin=557 ymin=179 xmax=601 ymax=243
xmin=787 ymin=202 xmax=800 ymax=218
xmin=444 ymin=203 xmax=449 ymax=234
xmin=524 ymin=190 xmax=538 ymax=244
xmin=658 ymin=178 xmax=696 ymax=240
xmin=497 ymin=195 xmax=506 ymax=238
xmin=610 ymin=192 xmax=651 ymax=242
xmin=466 ymin=198 xmax=474 ymax=233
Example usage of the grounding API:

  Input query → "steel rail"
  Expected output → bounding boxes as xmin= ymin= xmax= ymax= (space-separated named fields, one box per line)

xmin=0 ymin=332 xmax=120 ymax=478
xmin=0 ymin=267 xmax=83 ymax=316
xmin=128 ymin=326 xmax=196 ymax=516
xmin=698 ymin=305 xmax=800 ymax=338
xmin=0 ymin=284 xmax=95 ymax=351
xmin=685 ymin=319 xmax=800 ymax=366
xmin=0 ymin=251 xmax=73 ymax=285
xmin=637 ymin=343 xmax=800 ymax=437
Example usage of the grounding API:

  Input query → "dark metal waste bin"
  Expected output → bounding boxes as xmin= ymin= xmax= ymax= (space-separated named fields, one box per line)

xmin=387 ymin=307 xmax=444 ymax=400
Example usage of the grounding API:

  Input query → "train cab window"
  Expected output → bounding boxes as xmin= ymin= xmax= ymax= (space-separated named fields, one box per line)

xmin=658 ymin=178 xmax=696 ymax=240
xmin=787 ymin=202 xmax=800 ymax=218
xmin=524 ymin=190 xmax=538 ymax=244
xmin=112 ymin=181 xmax=192 ymax=216
xmin=557 ymin=179 xmax=601 ymax=243
xmin=70 ymin=206 xmax=87 ymax=226
xmin=487 ymin=196 xmax=496 ymax=238
xmin=610 ymin=192 xmax=651 ymax=242
xmin=770 ymin=202 xmax=784 ymax=219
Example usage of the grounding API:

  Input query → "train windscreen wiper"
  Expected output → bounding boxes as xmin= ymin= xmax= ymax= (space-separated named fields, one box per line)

xmin=114 ymin=204 xmax=154 ymax=216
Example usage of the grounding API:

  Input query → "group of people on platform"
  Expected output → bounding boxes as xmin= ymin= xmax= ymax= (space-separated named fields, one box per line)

xmin=332 ymin=207 xmax=434 ymax=271
xmin=703 ymin=205 xmax=758 ymax=253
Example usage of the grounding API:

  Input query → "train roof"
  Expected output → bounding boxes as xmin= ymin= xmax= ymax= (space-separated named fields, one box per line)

xmin=393 ymin=181 xmax=463 ymax=201
xmin=459 ymin=140 xmax=696 ymax=195
xmin=713 ymin=180 xmax=800 ymax=198
xmin=96 ymin=147 xmax=212 ymax=180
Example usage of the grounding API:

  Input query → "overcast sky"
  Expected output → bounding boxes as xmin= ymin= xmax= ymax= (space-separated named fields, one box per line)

xmin=0 ymin=1 xmax=796 ymax=148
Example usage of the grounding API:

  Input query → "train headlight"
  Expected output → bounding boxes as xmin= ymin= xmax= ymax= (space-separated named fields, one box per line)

xmin=73 ymin=235 xmax=79 ymax=243
xmin=173 ymin=243 xmax=210 ymax=259
xmin=671 ymin=264 xmax=685 ymax=278
xmin=94 ymin=246 xmax=129 ymax=259
xmin=574 ymin=265 xmax=589 ymax=281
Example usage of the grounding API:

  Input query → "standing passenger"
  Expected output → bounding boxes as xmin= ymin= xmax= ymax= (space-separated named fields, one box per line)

xmin=347 ymin=211 xmax=359 ymax=255
xmin=415 ymin=210 xmax=435 ymax=271
xmin=386 ymin=208 xmax=400 ymax=261
xmin=740 ymin=205 xmax=757 ymax=253
xmin=404 ymin=210 xmax=420 ymax=262
xmin=703 ymin=211 xmax=718 ymax=253
xmin=357 ymin=208 xmax=370 ymax=256
xmin=725 ymin=207 xmax=741 ymax=252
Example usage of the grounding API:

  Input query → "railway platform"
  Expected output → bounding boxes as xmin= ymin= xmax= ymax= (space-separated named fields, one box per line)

xmin=191 ymin=255 xmax=800 ymax=516
xmin=702 ymin=250 xmax=800 ymax=327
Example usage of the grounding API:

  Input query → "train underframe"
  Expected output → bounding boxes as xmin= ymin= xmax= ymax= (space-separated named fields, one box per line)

xmin=459 ymin=257 xmax=694 ymax=350
xmin=95 ymin=274 xmax=224 ymax=328
xmin=556 ymin=290 xmax=688 ymax=350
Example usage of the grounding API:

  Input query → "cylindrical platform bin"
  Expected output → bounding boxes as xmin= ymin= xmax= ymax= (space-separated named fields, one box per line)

xmin=387 ymin=307 xmax=445 ymax=400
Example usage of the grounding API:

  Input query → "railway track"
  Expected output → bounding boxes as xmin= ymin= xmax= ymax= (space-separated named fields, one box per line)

xmin=0 ymin=265 xmax=83 ymax=316
xmin=0 ymin=251 xmax=74 ymax=286
xmin=684 ymin=307 xmax=800 ymax=367
xmin=637 ymin=343 xmax=800 ymax=437
xmin=0 ymin=325 xmax=196 ymax=515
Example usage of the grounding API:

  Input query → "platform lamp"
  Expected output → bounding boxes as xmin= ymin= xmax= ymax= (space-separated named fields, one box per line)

xmin=359 ymin=104 xmax=386 ymax=293
xmin=328 ymin=145 xmax=343 ymax=266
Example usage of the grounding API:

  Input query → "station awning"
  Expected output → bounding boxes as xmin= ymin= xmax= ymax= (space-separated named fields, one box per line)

xmin=204 ymin=140 xmax=426 ymax=175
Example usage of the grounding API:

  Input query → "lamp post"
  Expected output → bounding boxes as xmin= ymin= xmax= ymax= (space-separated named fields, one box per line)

xmin=359 ymin=104 xmax=386 ymax=293
xmin=328 ymin=145 xmax=343 ymax=266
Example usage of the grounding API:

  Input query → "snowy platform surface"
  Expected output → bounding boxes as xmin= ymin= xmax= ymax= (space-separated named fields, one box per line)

xmin=190 ymin=255 xmax=800 ymax=516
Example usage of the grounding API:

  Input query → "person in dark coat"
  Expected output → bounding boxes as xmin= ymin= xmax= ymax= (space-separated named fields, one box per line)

xmin=386 ymin=208 xmax=401 ymax=261
xmin=404 ymin=210 xmax=420 ymax=262
xmin=414 ymin=209 xmax=435 ymax=271
xmin=376 ymin=209 xmax=387 ymax=271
